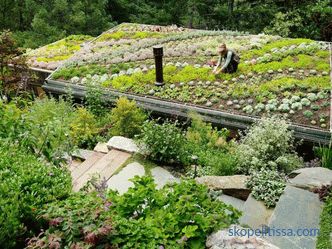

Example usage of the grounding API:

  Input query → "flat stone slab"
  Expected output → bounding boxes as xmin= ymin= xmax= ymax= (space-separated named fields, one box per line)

xmin=196 ymin=175 xmax=250 ymax=200
xmin=72 ymin=149 xmax=95 ymax=160
xmin=289 ymin=167 xmax=332 ymax=190
xmin=267 ymin=185 xmax=322 ymax=249
xmin=239 ymin=194 xmax=274 ymax=229
xmin=107 ymin=162 xmax=145 ymax=194
xmin=151 ymin=166 xmax=180 ymax=189
xmin=206 ymin=225 xmax=280 ymax=249
xmin=107 ymin=136 xmax=139 ymax=154
xmin=94 ymin=142 xmax=109 ymax=153
xmin=218 ymin=194 xmax=245 ymax=212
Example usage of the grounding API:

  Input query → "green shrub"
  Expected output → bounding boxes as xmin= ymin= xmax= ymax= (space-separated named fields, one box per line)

xmin=110 ymin=176 xmax=240 ymax=248
xmin=26 ymin=192 xmax=112 ymax=248
xmin=29 ymin=176 xmax=240 ymax=248
xmin=138 ymin=120 xmax=186 ymax=164
xmin=186 ymin=112 xmax=229 ymax=150
xmin=314 ymin=140 xmax=332 ymax=170
xmin=317 ymin=193 xmax=332 ymax=249
xmin=70 ymin=107 xmax=99 ymax=148
xmin=236 ymin=116 xmax=303 ymax=174
xmin=0 ymin=101 xmax=26 ymax=143
xmin=183 ymin=113 xmax=237 ymax=176
xmin=246 ymin=168 xmax=286 ymax=208
xmin=0 ymin=143 xmax=71 ymax=248
xmin=85 ymin=83 xmax=109 ymax=116
xmin=25 ymin=98 xmax=75 ymax=164
xmin=110 ymin=97 xmax=147 ymax=138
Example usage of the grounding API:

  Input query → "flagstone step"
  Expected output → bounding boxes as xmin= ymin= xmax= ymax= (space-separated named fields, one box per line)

xmin=73 ymin=149 xmax=131 ymax=191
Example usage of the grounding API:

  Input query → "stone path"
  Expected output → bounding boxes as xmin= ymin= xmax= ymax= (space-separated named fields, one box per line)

xmin=107 ymin=162 xmax=145 ymax=194
xmin=267 ymin=185 xmax=322 ymax=249
xmin=151 ymin=166 xmax=180 ymax=189
xmin=69 ymin=149 xmax=131 ymax=192
xmin=69 ymin=137 xmax=179 ymax=193
xmin=107 ymin=136 xmax=139 ymax=153
xmin=239 ymin=194 xmax=274 ymax=229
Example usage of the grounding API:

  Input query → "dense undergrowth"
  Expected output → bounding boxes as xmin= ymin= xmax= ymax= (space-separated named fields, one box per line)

xmin=0 ymin=93 xmax=331 ymax=247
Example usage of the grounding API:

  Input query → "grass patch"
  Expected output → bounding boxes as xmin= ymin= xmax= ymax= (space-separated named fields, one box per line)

xmin=317 ymin=196 xmax=332 ymax=249
xmin=114 ymin=153 xmax=157 ymax=176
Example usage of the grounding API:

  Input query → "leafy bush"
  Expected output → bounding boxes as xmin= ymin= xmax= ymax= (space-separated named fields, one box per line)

xmin=186 ymin=112 xmax=229 ymax=150
xmin=314 ymin=140 xmax=332 ymax=170
xmin=183 ymin=113 xmax=237 ymax=176
xmin=70 ymin=107 xmax=99 ymax=148
xmin=25 ymin=98 xmax=75 ymax=164
xmin=85 ymin=83 xmax=109 ymax=116
xmin=236 ymin=116 xmax=303 ymax=174
xmin=110 ymin=97 xmax=147 ymax=138
xmin=246 ymin=168 xmax=286 ymax=208
xmin=317 ymin=192 xmax=332 ymax=249
xmin=29 ymin=176 xmax=240 ymax=248
xmin=138 ymin=120 xmax=186 ymax=164
xmin=0 ymin=100 xmax=26 ymax=143
xmin=26 ymin=192 xmax=112 ymax=248
xmin=110 ymin=176 xmax=240 ymax=248
xmin=0 ymin=143 xmax=71 ymax=248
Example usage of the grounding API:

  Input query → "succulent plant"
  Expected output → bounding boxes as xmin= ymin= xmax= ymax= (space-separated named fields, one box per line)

xmin=300 ymin=98 xmax=311 ymax=106
xmin=243 ymin=105 xmax=254 ymax=114
xmin=278 ymin=103 xmax=290 ymax=112
xmin=307 ymin=93 xmax=318 ymax=101
xmin=303 ymin=110 xmax=314 ymax=119
xmin=291 ymin=102 xmax=302 ymax=110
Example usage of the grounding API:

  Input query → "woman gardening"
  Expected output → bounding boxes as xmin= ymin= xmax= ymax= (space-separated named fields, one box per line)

xmin=212 ymin=43 xmax=240 ymax=74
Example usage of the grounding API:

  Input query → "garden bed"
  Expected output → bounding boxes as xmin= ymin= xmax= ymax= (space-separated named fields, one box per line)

xmin=26 ymin=35 xmax=93 ymax=71
xmin=43 ymin=23 xmax=331 ymax=140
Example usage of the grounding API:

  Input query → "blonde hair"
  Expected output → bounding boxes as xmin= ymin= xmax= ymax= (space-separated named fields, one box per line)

xmin=218 ymin=43 xmax=227 ymax=54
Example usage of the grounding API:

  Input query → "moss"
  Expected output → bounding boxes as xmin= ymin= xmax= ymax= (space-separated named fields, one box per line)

xmin=118 ymin=154 xmax=157 ymax=176
xmin=241 ymin=38 xmax=314 ymax=60
xmin=96 ymin=31 xmax=164 ymax=42
xmin=29 ymin=35 xmax=92 ymax=63
xmin=316 ymin=197 xmax=332 ymax=249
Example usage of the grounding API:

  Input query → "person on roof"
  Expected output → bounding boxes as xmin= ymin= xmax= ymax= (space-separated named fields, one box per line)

xmin=212 ymin=43 xmax=240 ymax=74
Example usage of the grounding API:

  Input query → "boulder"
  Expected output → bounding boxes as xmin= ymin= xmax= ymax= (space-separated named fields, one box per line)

xmin=93 ymin=142 xmax=109 ymax=153
xmin=267 ymin=185 xmax=322 ymax=249
xmin=72 ymin=149 xmax=95 ymax=160
xmin=196 ymin=175 xmax=250 ymax=200
xmin=218 ymin=195 xmax=245 ymax=212
xmin=239 ymin=194 xmax=274 ymax=229
xmin=107 ymin=136 xmax=139 ymax=154
xmin=289 ymin=167 xmax=332 ymax=190
xmin=206 ymin=225 xmax=280 ymax=249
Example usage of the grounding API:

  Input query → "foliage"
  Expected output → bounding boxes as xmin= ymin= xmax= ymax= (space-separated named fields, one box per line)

xmin=316 ymin=192 xmax=332 ymax=249
xmin=183 ymin=113 xmax=237 ymax=176
xmin=0 ymin=31 xmax=31 ymax=97
xmin=6 ymin=0 xmax=113 ymax=48
xmin=0 ymin=142 xmax=71 ymax=248
xmin=28 ymin=176 xmax=240 ymax=248
xmin=85 ymin=83 xmax=109 ymax=116
xmin=110 ymin=176 xmax=241 ymax=248
xmin=138 ymin=119 xmax=187 ymax=164
xmin=236 ymin=116 xmax=303 ymax=174
xmin=246 ymin=168 xmax=286 ymax=208
xmin=264 ymin=12 xmax=302 ymax=38
xmin=110 ymin=97 xmax=147 ymax=138
xmin=70 ymin=107 xmax=99 ymax=148
xmin=314 ymin=140 xmax=332 ymax=170
xmin=26 ymin=192 xmax=112 ymax=248
xmin=25 ymin=97 xmax=75 ymax=164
